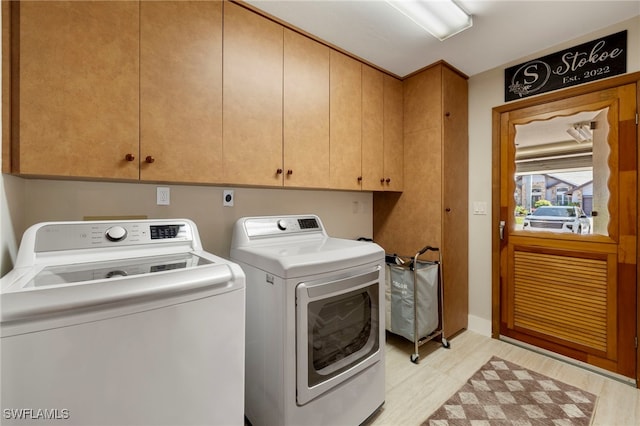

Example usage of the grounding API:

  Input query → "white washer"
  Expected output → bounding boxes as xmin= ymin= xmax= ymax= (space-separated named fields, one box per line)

xmin=1 ymin=219 xmax=245 ymax=426
xmin=230 ymin=215 xmax=385 ymax=426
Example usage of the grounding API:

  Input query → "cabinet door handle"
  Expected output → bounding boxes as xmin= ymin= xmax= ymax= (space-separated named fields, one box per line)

xmin=380 ymin=178 xmax=385 ymax=183
xmin=287 ymin=169 xmax=293 ymax=175
xmin=125 ymin=153 xmax=135 ymax=161
xmin=445 ymin=207 xmax=451 ymax=212
xmin=276 ymin=168 xmax=283 ymax=175
xmin=357 ymin=176 xmax=362 ymax=182
xmin=145 ymin=156 xmax=155 ymax=164
xmin=385 ymin=178 xmax=391 ymax=184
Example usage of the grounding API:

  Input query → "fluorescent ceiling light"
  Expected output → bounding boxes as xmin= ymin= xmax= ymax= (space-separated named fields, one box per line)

xmin=566 ymin=122 xmax=593 ymax=144
xmin=386 ymin=0 xmax=473 ymax=41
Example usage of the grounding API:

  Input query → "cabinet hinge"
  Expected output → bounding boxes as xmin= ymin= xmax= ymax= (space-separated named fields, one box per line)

xmin=636 ymin=112 xmax=638 ymax=125
xmin=635 ymin=336 xmax=638 ymax=349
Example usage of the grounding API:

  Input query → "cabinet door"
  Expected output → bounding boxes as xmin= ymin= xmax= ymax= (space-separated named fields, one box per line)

xmin=330 ymin=51 xmax=362 ymax=190
xmin=383 ymin=75 xmax=404 ymax=191
xmin=361 ymin=65 xmax=384 ymax=191
xmin=223 ymin=2 xmax=283 ymax=186
xmin=140 ymin=1 xmax=223 ymax=184
xmin=14 ymin=1 xmax=139 ymax=179
xmin=283 ymin=29 xmax=330 ymax=189
xmin=442 ymin=66 xmax=469 ymax=337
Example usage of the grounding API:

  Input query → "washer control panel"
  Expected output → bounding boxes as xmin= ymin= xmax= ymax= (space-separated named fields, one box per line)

xmin=34 ymin=220 xmax=195 ymax=252
xmin=105 ymin=226 xmax=128 ymax=242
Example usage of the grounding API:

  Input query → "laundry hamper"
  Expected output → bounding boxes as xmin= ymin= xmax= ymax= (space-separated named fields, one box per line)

xmin=385 ymin=245 xmax=449 ymax=363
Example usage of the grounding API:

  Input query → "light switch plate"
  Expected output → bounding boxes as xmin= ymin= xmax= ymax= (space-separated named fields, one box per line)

xmin=473 ymin=201 xmax=487 ymax=215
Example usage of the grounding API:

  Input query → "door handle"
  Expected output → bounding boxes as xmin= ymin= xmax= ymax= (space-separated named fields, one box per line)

xmin=499 ymin=221 xmax=506 ymax=240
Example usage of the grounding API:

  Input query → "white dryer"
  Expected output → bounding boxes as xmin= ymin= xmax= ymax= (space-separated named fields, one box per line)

xmin=1 ymin=219 xmax=245 ymax=426
xmin=230 ymin=215 xmax=385 ymax=426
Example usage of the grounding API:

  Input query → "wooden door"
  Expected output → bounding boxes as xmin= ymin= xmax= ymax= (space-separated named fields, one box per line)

xmin=283 ymin=29 xmax=329 ymax=189
xmin=12 ymin=1 xmax=139 ymax=179
xmin=223 ymin=2 xmax=283 ymax=186
xmin=498 ymin=85 xmax=637 ymax=379
xmin=330 ymin=50 xmax=362 ymax=190
xmin=140 ymin=1 xmax=223 ymax=184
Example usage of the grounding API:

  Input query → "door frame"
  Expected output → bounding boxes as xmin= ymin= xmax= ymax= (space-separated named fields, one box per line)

xmin=491 ymin=71 xmax=640 ymax=385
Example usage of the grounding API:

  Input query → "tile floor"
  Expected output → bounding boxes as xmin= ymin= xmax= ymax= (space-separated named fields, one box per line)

xmin=365 ymin=330 xmax=640 ymax=426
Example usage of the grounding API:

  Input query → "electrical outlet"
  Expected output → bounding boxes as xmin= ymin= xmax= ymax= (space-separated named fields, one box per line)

xmin=157 ymin=187 xmax=170 ymax=205
xmin=223 ymin=190 xmax=234 ymax=207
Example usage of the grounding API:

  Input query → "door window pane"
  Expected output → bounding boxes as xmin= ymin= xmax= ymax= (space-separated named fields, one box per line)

xmin=514 ymin=108 xmax=609 ymax=236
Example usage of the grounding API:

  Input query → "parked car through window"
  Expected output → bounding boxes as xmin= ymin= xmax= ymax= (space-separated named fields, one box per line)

xmin=522 ymin=205 xmax=591 ymax=234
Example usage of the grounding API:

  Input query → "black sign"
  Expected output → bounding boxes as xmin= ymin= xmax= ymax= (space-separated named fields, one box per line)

xmin=505 ymin=30 xmax=627 ymax=102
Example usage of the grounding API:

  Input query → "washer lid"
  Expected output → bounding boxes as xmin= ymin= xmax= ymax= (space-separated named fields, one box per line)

xmin=28 ymin=253 xmax=213 ymax=288
xmin=0 ymin=258 xmax=243 ymax=328
xmin=230 ymin=237 xmax=384 ymax=278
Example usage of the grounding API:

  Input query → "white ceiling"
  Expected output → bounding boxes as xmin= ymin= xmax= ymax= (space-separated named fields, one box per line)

xmin=244 ymin=0 xmax=640 ymax=78
xmin=515 ymin=110 xmax=600 ymax=147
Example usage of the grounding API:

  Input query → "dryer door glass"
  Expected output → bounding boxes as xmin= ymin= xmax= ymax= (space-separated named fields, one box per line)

xmin=296 ymin=268 xmax=382 ymax=405
xmin=308 ymin=286 xmax=378 ymax=382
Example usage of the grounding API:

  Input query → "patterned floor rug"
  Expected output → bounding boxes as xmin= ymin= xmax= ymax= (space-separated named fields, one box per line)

xmin=423 ymin=356 xmax=597 ymax=426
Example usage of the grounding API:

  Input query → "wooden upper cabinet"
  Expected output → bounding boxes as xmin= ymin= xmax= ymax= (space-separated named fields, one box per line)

xmin=223 ymin=2 xmax=283 ymax=186
xmin=361 ymin=65 xmax=384 ymax=191
xmin=330 ymin=50 xmax=362 ymax=190
xmin=140 ymin=1 xmax=223 ymax=184
xmin=361 ymin=68 xmax=404 ymax=192
xmin=283 ymin=29 xmax=330 ymax=189
xmin=12 ymin=1 xmax=139 ymax=179
xmin=383 ymin=75 xmax=404 ymax=191
xmin=8 ymin=1 xmax=405 ymax=192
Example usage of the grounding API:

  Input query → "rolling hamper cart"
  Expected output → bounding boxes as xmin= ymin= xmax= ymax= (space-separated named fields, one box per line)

xmin=385 ymin=245 xmax=449 ymax=363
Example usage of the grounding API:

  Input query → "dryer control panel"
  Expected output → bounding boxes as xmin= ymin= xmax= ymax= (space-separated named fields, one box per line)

xmin=241 ymin=215 xmax=325 ymax=239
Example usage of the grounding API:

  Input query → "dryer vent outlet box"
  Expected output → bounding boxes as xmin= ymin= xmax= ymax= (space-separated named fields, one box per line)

xmin=223 ymin=190 xmax=234 ymax=207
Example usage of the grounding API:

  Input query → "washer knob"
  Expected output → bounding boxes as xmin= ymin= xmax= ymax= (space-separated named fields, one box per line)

xmin=105 ymin=226 xmax=127 ymax=242
xmin=277 ymin=219 xmax=287 ymax=231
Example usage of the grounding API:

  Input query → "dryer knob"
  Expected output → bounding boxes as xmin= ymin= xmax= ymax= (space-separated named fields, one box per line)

xmin=277 ymin=220 xmax=287 ymax=231
xmin=105 ymin=226 xmax=128 ymax=242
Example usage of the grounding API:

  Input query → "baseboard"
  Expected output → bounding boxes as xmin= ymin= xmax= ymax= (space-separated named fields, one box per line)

xmin=467 ymin=314 xmax=492 ymax=337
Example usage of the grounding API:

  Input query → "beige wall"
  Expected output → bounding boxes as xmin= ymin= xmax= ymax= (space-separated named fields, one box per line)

xmin=1 ymin=177 xmax=372 ymax=272
xmin=466 ymin=16 xmax=640 ymax=335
